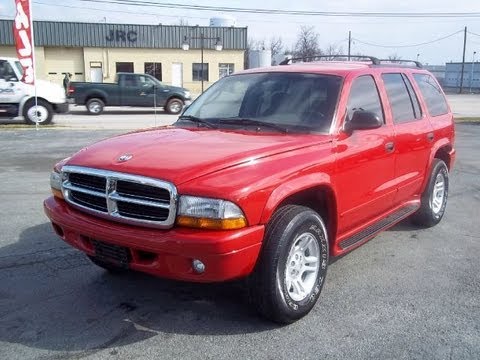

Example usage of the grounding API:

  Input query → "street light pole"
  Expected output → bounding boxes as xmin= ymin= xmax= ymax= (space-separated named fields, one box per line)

xmin=470 ymin=51 xmax=477 ymax=93
xmin=182 ymin=32 xmax=222 ymax=93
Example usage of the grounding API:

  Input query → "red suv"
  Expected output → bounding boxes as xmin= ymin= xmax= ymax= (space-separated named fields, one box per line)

xmin=44 ymin=56 xmax=455 ymax=323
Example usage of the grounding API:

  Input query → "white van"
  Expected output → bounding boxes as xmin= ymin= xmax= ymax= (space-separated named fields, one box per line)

xmin=0 ymin=57 xmax=68 ymax=125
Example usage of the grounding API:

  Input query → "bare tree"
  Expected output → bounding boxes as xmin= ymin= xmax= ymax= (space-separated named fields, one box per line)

xmin=323 ymin=44 xmax=343 ymax=60
xmin=177 ymin=18 xmax=189 ymax=26
xmin=387 ymin=53 xmax=402 ymax=61
xmin=294 ymin=26 xmax=321 ymax=60
xmin=270 ymin=36 xmax=284 ymax=57
xmin=244 ymin=38 xmax=262 ymax=69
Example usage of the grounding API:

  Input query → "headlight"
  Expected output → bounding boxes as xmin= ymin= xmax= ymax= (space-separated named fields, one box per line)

xmin=184 ymin=91 xmax=191 ymax=99
xmin=177 ymin=196 xmax=247 ymax=230
xmin=50 ymin=169 xmax=64 ymax=199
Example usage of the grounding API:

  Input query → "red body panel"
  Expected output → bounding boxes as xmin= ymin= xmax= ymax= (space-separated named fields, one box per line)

xmin=44 ymin=62 xmax=456 ymax=282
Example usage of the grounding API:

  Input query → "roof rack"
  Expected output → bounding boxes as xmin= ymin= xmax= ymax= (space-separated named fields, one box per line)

xmin=378 ymin=59 xmax=423 ymax=68
xmin=279 ymin=55 xmax=380 ymax=65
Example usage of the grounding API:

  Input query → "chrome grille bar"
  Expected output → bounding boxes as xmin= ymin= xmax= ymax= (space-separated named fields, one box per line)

xmin=61 ymin=165 xmax=178 ymax=229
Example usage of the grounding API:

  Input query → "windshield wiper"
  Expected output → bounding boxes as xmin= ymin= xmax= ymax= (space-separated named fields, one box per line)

xmin=217 ymin=118 xmax=288 ymax=133
xmin=177 ymin=115 xmax=217 ymax=129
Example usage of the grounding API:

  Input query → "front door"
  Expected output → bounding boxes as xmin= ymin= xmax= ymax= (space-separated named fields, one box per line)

xmin=172 ymin=63 xmax=183 ymax=87
xmin=0 ymin=60 xmax=24 ymax=106
xmin=334 ymin=74 xmax=396 ymax=235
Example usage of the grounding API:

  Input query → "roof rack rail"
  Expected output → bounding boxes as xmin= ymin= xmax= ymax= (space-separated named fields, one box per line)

xmin=378 ymin=59 xmax=423 ymax=68
xmin=279 ymin=55 xmax=380 ymax=65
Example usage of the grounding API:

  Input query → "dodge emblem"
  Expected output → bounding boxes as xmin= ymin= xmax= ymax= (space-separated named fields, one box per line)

xmin=118 ymin=154 xmax=133 ymax=162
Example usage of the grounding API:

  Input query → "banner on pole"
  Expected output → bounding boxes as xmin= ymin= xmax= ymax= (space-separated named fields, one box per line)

xmin=13 ymin=0 xmax=35 ymax=84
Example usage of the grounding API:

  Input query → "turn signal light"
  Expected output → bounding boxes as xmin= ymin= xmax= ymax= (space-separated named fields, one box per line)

xmin=176 ymin=216 xmax=247 ymax=230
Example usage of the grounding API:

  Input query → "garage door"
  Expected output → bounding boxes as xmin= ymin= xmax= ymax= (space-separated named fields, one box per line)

xmin=44 ymin=47 xmax=85 ymax=86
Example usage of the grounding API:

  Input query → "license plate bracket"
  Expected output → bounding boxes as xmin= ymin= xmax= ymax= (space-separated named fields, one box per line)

xmin=92 ymin=240 xmax=131 ymax=269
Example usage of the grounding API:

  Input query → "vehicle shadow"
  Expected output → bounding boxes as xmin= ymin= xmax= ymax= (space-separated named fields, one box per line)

xmin=0 ymin=223 xmax=275 ymax=352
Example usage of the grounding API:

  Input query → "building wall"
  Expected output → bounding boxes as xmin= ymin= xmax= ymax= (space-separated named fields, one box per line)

xmin=2 ymin=45 xmax=244 ymax=94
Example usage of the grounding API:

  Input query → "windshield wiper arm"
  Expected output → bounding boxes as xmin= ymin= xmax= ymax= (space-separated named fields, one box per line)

xmin=177 ymin=115 xmax=217 ymax=129
xmin=217 ymin=118 xmax=288 ymax=133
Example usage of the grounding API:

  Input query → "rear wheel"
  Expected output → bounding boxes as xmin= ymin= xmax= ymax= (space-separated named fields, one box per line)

xmin=23 ymin=99 xmax=53 ymax=125
xmin=166 ymin=98 xmax=184 ymax=114
xmin=248 ymin=205 xmax=329 ymax=324
xmin=86 ymin=98 xmax=105 ymax=115
xmin=412 ymin=159 xmax=449 ymax=227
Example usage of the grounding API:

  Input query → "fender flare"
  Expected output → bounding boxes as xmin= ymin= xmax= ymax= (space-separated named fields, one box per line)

xmin=259 ymin=172 xmax=336 ymax=224
xmin=420 ymin=138 xmax=453 ymax=193
xmin=18 ymin=96 xmax=50 ymax=115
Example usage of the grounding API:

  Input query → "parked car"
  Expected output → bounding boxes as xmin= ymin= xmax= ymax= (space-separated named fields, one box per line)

xmin=44 ymin=56 xmax=455 ymax=323
xmin=0 ymin=57 xmax=68 ymax=125
xmin=68 ymin=72 xmax=191 ymax=115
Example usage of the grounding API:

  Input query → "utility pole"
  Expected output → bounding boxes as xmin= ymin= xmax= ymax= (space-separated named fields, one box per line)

xmin=460 ymin=26 xmax=467 ymax=94
xmin=348 ymin=30 xmax=351 ymax=61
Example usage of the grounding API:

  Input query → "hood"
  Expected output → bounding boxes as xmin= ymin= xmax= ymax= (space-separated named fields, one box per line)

xmin=66 ymin=127 xmax=331 ymax=185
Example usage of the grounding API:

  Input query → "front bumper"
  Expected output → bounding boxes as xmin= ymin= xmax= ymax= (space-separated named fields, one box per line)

xmin=53 ymin=102 xmax=69 ymax=114
xmin=44 ymin=197 xmax=264 ymax=282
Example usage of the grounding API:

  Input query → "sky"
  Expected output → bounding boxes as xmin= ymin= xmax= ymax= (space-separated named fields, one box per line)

xmin=1 ymin=0 xmax=480 ymax=65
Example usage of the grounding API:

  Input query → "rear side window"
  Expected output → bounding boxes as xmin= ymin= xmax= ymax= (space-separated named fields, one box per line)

xmin=413 ymin=74 xmax=449 ymax=117
xmin=347 ymin=75 xmax=384 ymax=123
xmin=382 ymin=73 xmax=422 ymax=123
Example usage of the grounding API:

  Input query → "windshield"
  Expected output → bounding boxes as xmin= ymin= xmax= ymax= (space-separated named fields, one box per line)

xmin=182 ymin=72 xmax=342 ymax=133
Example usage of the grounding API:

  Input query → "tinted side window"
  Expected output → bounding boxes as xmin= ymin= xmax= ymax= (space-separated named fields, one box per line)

xmin=413 ymin=74 xmax=448 ymax=117
xmin=347 ymin=75 xmax=384 ymax=123
xmin=382 ymin=73 xmax=421 ymax=123
xmin=402 ymin=74 xmax=422 ymax=119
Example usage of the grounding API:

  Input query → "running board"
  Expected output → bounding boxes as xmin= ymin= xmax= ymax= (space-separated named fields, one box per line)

xmin=339 ymin=203 xmax=420 ymax=250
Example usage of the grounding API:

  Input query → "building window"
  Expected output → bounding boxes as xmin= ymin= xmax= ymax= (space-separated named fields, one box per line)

xmin=192 ymin=63 xmax=209 ymax=81
xmin=219 ymin=63 xmax=234 ymax=78
xmin=116 ymin=62 xmax=134 ymax=73
xmin=144 ymin=62 xmax=162 ymax=81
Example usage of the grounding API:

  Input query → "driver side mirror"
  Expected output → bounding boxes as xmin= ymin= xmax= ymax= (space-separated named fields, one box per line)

xmin=344 ymin=110 xmax=382 ymax=134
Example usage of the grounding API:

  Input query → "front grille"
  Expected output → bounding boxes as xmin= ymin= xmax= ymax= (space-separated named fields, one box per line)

xmin=61 ymin=166 xmax=177 ymax=229
xmin=70 ymin=190 xmax=108 ymax=212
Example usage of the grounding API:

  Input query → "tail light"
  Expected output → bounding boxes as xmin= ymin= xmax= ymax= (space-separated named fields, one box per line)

xmin=67 ymin=85 xmax=75 ymax=95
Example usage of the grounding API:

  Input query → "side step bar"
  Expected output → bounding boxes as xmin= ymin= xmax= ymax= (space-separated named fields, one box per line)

xmin=339 ymin=203 xmax=420 ymax=250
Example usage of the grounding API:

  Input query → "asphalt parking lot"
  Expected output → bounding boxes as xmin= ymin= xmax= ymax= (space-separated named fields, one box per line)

xmin=0 ymin=123 xmax=479 ymax=360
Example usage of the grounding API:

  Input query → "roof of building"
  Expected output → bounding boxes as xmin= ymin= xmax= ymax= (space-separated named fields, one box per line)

xmin=0 ymin=20 xmax=247 ymax=50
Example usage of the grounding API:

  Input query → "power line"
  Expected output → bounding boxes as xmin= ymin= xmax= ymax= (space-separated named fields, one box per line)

xmin=78 ymin=0 xmax=480 ymax=18
xmin=468 ymin=30 xmax=480 ymax=37
xmin=353 ymin=30 xmax=463 ymax=48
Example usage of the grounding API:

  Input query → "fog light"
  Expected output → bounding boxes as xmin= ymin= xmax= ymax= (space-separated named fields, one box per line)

xmin=192 ymin=259 xmax=205 ymax=274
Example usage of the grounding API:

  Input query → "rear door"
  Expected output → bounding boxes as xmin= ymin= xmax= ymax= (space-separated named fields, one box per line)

xmin=119 ymin=74 xmax=144 ymax=106
xmin=335 ymin=74 xmax=396 ymax=234
xmin=381 ymin=72 xmax=434 ymax=206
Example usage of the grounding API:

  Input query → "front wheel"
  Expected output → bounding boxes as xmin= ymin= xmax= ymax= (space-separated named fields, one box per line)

xmin=248 ymin=205 xmax=329 ymax=324
xmin=23 ymin=99 xmax=53 ymax=125
xmin=411 ymin=159 xmax=449 ymax=227
xmin=165 ymin=98 xmax=184 ymax=114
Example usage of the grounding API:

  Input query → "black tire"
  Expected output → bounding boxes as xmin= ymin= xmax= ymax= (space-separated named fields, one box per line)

xmin=411 ymin=159 xmax=449 ymax=227
xmin=87 ymin=255 xmax=127 ymax=274
xmin=86 ymin=98 xmax=105 ymax=115
xmin=23 ymin=99 xmax=53 ymax=125
xmin=248 ymin=205 xmax=329 ymax=324
xmin=166 ymin=98 xmax=184 ymax=114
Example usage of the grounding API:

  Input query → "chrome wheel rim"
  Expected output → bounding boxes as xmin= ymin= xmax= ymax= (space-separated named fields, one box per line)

xmin=88 ymin=102 xmax=102 ymax=113
xmin=169 ymin=102 xmax=182 ymax=113
xmin=27 ymin=105 xmax=48 ymax=123
xmin=431 ymin=172 xmax=445 ymax=214
xmin=284 ymin=232 xmax=320 ymax=302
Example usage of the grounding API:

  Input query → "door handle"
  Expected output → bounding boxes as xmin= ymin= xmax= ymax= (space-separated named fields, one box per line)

xmin=427 ymin=132 xmax=434 ymax=142
xmin=385 ymin=142 xmax=395 ymax=153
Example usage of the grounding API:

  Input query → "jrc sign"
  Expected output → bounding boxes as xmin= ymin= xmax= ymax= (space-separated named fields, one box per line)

xmin=13 ymin=0 xmax=35 ymax=84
